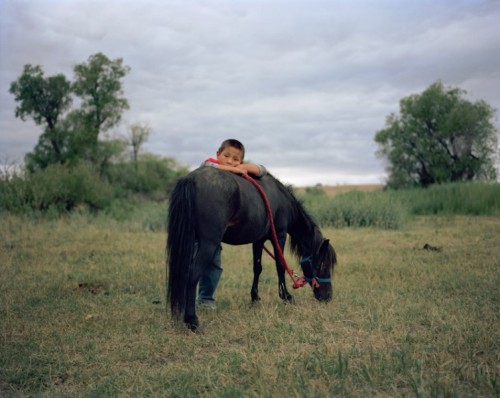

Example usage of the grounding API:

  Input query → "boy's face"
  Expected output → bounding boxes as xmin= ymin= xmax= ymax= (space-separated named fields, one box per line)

xmin=217 ymin=146 xmax=243 ymax=166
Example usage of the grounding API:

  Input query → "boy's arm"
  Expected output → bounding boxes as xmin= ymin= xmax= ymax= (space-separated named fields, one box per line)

xmin=238 ymin=163 xmax=262 ymax=176
xmin=216 ymin=164 xmax=248 ymax=175
xmin=204 ymin=160 xmax=266 ymax=177
xmin=235 ymin=163 xmax=267 ymax=177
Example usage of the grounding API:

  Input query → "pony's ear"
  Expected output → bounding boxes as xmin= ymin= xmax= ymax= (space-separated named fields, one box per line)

xmin=318 ymin=239 xmax=330 ymax=255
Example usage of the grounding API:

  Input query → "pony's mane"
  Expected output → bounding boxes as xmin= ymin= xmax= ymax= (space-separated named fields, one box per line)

xmin=268 ymin=173 xmax=320 ymax=259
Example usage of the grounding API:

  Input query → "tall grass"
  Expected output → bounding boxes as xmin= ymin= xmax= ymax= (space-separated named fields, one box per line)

xmin=303 ymin=190 xmax=408 ymax=229
xmin=301 ymin=182 xmax=500 ymax=229
xmin=101 ymin=199 xmax=167 ymax=231
xmin=390 ymin=182 xmax=500 ymax=216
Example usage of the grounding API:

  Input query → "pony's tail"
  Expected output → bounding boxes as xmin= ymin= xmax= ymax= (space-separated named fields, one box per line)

xmin=166 ymin=176 xmax=196 ymax=320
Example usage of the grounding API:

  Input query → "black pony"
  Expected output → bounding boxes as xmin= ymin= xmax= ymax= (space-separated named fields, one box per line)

xmin=167 ymin=166 xmax=337 ymax=330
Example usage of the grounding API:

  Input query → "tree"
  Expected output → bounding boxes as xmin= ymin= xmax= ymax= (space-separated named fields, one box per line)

xmin=72 ymin=53 xmax=130 ymax=151
xmin=128 ymin=122 xmax=152 ymax=165
xmin=9 ymin=64 xmax=72 ymax=165
xmin=375 ymin=81 xmax=498 ymax=188
xmin=10 ymin=53 xmax=131 ymax=171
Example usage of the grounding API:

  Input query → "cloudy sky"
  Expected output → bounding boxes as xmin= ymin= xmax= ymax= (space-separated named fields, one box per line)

xmin=1 ymin=0 xmax=499 ymax=186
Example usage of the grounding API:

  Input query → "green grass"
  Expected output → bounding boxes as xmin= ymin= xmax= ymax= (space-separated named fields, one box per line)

xmin=1 ymin=214 xmax=499 ymax=397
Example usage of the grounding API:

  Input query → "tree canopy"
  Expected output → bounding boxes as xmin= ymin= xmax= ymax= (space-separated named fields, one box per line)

xmin=9 ymin=53 xmax=130 ymax=171
xmin=9 ymin=65 xmax=73 ymax=166
xmin=72 ymin=53 xmax=130 ymax=147
xmin=10 ymin=64 xmax=73 ymax=129
xmin=375 ymin=81 xmax=498 ymax=188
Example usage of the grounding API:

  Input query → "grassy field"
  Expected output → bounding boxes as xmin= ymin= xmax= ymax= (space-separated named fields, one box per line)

xmin=1 ymin=214 xmax=499 ymax=397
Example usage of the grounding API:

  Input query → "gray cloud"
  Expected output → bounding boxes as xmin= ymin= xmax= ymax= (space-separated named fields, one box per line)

xmin=1 ymin=0 xmax=499 ymax=185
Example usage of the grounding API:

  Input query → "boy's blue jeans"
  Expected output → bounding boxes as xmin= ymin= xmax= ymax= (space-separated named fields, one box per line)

xmin=196 ymin=243 xmax=223 ymax=303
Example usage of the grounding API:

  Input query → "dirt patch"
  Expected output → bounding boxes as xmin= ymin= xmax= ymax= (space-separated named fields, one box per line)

xmin=76 ymin=282 xmax=108 ymax=295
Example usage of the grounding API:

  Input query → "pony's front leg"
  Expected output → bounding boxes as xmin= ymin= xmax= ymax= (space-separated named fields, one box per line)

xmin=274 ymin=235 xmax=294 ymax=303
xmin=251 ymin=241 xmax=264 ymax=302
xmin=278 ymin=273 xmax=293 ymax=303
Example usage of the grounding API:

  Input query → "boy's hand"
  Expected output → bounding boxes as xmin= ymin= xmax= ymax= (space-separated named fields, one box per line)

xmin=235 ymin=167 xmax=248 ymax=175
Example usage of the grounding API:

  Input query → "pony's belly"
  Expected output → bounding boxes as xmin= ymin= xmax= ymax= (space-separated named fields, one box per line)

xmin=222 ymin=225 xmax=267 ymax=245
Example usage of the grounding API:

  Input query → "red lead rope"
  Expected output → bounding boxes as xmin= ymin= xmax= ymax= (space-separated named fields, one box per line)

xmin=242 ymin=174 xmax=307 ymax=289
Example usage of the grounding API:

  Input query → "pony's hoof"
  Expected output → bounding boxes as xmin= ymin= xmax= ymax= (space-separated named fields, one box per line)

xmin=184 ymin=315 xmax=199 ymax=332
xmin=187 ymin=323 xmax=199 ymax=332
xmin=251 ymin=293 xmax=261 ymax=302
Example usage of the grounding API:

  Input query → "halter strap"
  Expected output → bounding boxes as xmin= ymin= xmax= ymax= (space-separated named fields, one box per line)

xmin=305 ymin=277 xmax=332 ymax=283
xmin=300 ymin=256 xmax=332 ymax=284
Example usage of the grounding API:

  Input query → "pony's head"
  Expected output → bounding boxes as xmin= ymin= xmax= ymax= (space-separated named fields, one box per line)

xmin=299 ymin=237 xmax=336 ymax=301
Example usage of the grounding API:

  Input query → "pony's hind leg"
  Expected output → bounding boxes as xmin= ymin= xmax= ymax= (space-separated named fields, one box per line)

xmin=182 ymin=242 xmax=204 ymax=331
xmin=183 ymin=274 xmax=200 ymax=331
xmin=251 ymin=241 xmax=264 ymax=302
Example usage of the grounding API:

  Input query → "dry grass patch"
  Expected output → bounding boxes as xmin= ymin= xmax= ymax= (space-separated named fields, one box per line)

xmin=295 ymin=184 xmax=383 ymax=197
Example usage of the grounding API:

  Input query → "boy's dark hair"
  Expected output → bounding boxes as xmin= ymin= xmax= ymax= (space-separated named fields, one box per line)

xmin=218 ymin=139 xmax=245 ymax=160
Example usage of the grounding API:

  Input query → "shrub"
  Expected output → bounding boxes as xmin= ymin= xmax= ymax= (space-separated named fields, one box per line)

xmin=0 ymin=161 xmax=113 ymax=215
xmin=28 ymin=161 xmax=114 ymax=211
xmin=105 ymin=154 xmax=189 ymax=200
xmin=304 ymin=185 xmax=326 ymax=197
xmin=0 ymin=167 xmax=30 ymax=214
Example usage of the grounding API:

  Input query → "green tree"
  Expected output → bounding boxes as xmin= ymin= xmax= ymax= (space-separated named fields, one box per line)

xmin=9 ymin=64 xmax=72 ymax=167
xmin=72 ymin=53 xmax=130 ymax=153
xmin=23 ymin=124 xmax=72 ymax=172
xmin=375 ymin=81 xmax=498 ymax=188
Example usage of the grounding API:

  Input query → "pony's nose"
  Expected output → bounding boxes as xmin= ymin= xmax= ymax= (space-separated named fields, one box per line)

xmin=314 ymin=287 xmax=332 ymax=302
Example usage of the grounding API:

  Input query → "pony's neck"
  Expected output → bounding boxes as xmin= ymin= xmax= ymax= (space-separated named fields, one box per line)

xmin=274 ymin=179 xmax=320 ymax=258
xmin=289 ymin=205 xmax=318 ymax=258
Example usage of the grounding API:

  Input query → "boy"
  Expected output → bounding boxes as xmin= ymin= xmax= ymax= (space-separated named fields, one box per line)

xmin=202 ymin=138 xmax=266 ymax=178
xmin=197 ymin=139 xmax=266 ymax=308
